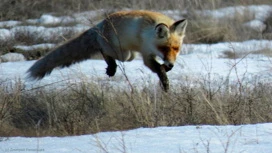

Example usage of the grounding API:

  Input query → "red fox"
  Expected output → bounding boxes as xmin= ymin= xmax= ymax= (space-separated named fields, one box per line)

xmin=27 ymin=10 xmax=187 ymax=91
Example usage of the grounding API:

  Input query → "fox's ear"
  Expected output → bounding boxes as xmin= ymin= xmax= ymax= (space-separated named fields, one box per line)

xmin=171 ymin=19 xmax=187 ymax=36
xmin=155 ymin=23 xmax=170 ymax=39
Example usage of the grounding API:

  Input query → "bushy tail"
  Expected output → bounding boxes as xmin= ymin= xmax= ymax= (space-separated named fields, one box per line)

xmin=27 ymin=27 xmax=101 ymax=80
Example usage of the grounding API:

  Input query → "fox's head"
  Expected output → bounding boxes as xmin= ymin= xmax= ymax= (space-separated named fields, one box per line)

xmin=154 ymin=19 xmax=187 ymax=70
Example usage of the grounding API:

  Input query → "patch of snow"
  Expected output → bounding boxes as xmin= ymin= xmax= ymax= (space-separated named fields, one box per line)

xmin=10 ymin=25 xmax=90 ymax=41
xmin=199 ymin=6 xmax=246 ymax=19
xmin=161 ymin=10 xmax=186 ymax=20
xmin=26 ymin=14 xmax=75 ymax=25
xmin=198 ymin=5 xmax=272 ymax=32
xmin=248 ymin=5 xmax=272 ymax=21
xmin=182 ymin=40 xmax=272 ymax=58
xmin=200 ymin=5 xmax=272 ymax=21
xmin=25 ymin=9 xmax=104 ymax=26
xmin=10 ymin=25 xmax=46 ymax=38
xmin=0 ymin=123 xmax=271 ymax=153
xmin=38 ymin=14 xmax=75 ymax=25
xmin=244 ymin=20 xmax=267 ymax=32
xmin=0 ymin=53 xmax=25 ymax=62
xmin=0 ymin=25 xmax=90 ymax=44
xmin=0 ymin=29 xmax=12 ymax=41
xmin=1 ymin=39 xmax=272 ymax=91
xmin=0 ymin=20 xmax=21 ymax=28
xmin=14 ymin=43 xmax=56 ymax=51
xmin=25 ymin=19 xmax=39 ymax=25
xmin=72 ymin=9 xmax=105 ymax=25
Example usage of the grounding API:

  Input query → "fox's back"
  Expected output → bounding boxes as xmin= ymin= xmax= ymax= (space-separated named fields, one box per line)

xmin=108 ymin=10 xmax=174 ymax=25
xmin=98 ymin=10 xmax=175 ymax=51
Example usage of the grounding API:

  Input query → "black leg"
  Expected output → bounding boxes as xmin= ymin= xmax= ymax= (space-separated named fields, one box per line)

xmin=144 ymin=56 xmax=169 ymax=92
xmin=101 ymin=52 xmax=117 ymax=77
xmin=157 ymin=64 xmax=169 ymax=92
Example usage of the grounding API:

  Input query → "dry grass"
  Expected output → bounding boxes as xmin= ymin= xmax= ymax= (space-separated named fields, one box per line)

xmin=1 ymin=0 xmax=271 ymax=21
xmin=184 ymin=5 xmax=265 ymax=44
xmin=222 ymin=48 xmax=272 ymax=59
xmin=263 ymin=12 xmax=272 ymax=39
xmin=0 ymin=75 xmax=271 ymax=137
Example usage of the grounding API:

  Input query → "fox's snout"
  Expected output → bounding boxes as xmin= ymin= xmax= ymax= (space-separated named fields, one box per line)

xmin=157 ymin=45 xmax=179 ymax=71
xmin=164 ymin=61 xmax=174 ymax=69
xmin=162 ymin=61 xmax=174 ymax=72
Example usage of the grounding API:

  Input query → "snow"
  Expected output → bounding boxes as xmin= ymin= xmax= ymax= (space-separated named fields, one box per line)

xmin=183 ymin=40 xmax=272 ymax=57
xmin=25 ymin=9 xmax=105 ymax=25
xmin=196 ymin=5 xmax=272 ymax=32
xmin=37 ymin=14 xmax=74 ymax=25
xmin=72 ymin=9 xmax=105 ymax=25
xmin=14 ymin=43 xmax=56 ymax=51
xmin=0 ymin=39 xmax=271 ymax=92
xmin=0 ymin=123 xmax=271 ymax=153
xmin=200 ymin=5 xmax=272 ymax=21
xmin=243 ymin=20 xmax=267 ymax=32
xmin=0 ymin=5 xmax=272 ymax=153
xmin=0 ymin=20 xmax=21 ymax=28
xmin=0 ymin=29 xmax=12 ymax=41
xmin=0 ymin=53 xmax=25 ymax=62
xmin=10 ymin=25 xmax=90 ymax=42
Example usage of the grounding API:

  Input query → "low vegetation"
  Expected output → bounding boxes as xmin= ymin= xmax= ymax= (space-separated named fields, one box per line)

xmin=0 ymin=74 xmax=271 ymax=136
xmin=0 ymin=0 xmax=271 ymax=21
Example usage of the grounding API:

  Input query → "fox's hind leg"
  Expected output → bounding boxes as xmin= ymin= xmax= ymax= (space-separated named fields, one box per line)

xmin=101 ymin=52 xmax=117 ymax=77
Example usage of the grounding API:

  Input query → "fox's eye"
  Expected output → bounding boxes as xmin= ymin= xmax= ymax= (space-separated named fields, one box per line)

xmin=158 ymin=46 xmax=170 ymax=52
xmin=172 ymin=47 xmax=179 ymax=52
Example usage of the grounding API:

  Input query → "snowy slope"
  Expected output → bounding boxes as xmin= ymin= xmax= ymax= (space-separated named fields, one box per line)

xmin=1 ymin=123 xmax=271 ymax=153
xmin=0 ymin=43 xmax=271 ymax=91
xmin=1 ymin=39 xmax=272 ymax=91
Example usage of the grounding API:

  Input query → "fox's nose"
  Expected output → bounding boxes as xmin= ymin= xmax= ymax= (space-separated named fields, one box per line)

xmin=167 ymin=63 xmax=174 ymax=69
xmin=163 ymin=62 xmax=174 ymax=72
xmin=164 ymin=62 xmax=174 ymax=69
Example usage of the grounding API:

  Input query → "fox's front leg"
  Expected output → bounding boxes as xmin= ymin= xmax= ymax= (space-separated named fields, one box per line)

xmin=157 ymin=64 xmax=169 ymax=91
xmin=143 ymin=55 xmax=169 ymax=91
xmin=101 ymin=52 xmax=117 ymax=77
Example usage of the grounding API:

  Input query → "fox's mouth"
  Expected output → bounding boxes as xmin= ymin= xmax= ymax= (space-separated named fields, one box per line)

xmin=163 ymin=61 xmax=174 ymax=69
xmin=161 ymin=64 xmax=172 ymax=72
xmin=162 ymin=62 xmax=174 ymax=72
xmin=154 ymin=56 xmax=174 ymax=72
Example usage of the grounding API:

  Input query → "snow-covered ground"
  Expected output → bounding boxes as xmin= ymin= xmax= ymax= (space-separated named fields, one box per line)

xmin=0 ymin=39 xmax=271 ymax=91
xmin=0 ymin=123 xmax=271 ymax=153
xmin=0 ymin=5 xmax=272 ymax=153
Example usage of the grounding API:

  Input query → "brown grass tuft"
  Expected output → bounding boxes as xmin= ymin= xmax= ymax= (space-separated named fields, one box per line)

xmin=0 ymin=75 xmax=271 ymax=137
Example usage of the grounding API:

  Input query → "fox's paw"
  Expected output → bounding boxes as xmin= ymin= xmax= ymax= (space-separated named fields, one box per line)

xmin=160 ymin=78 xmax=169 ymax=92
xmin=106 ymin=66 xmax=116 ymax=77
xmin=158 ymin=65 xmax=169 ymax=92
